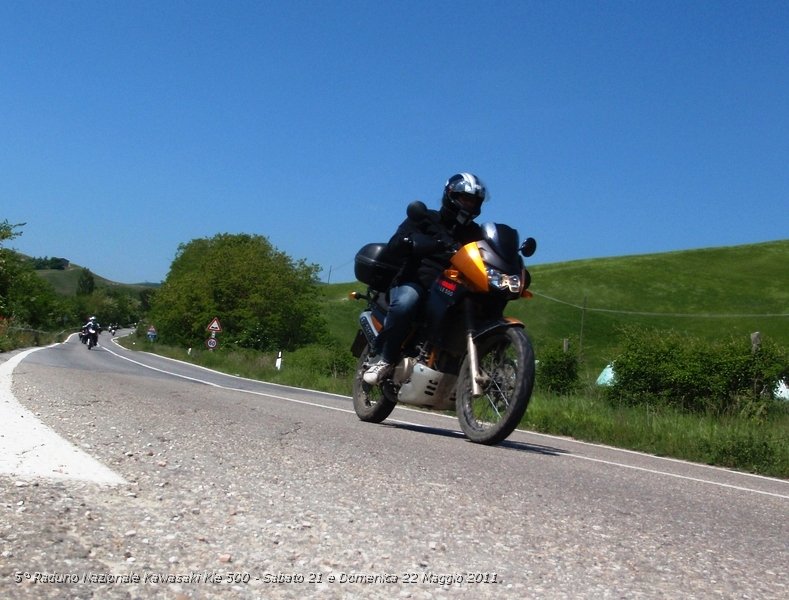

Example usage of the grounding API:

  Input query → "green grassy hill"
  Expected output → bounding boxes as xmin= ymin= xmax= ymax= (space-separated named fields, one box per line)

xmin=320 ymin=239 xmax=789 ymax=380
xmin=36 ymin=264 xmax=159 ymax=296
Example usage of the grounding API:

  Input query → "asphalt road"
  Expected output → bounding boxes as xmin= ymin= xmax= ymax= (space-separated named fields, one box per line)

xmin=1 ymin=332 xmax=787 ymax=599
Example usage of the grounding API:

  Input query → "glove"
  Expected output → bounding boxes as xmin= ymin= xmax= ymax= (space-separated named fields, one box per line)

xmin=436 ymin=239 xmax=459 ymax=261
xmin=437 ymin=233 xmax=459 ymax=253
xmin=411 ymin=233 xmax=446 ymax=256
xmin=389 ymin=234 xmax=414 ymax=255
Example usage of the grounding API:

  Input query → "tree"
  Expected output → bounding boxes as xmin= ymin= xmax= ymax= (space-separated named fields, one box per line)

xmin=7 ymin=266 xmax=64 ymax=329
xmin=76 ymin=268 xmax=96 ymax=296
xmin=1 ymin=220 xmax=25 ymax=317
xmin=30 ymin=256 xmax=69 ymax=270
xmin=74 ymin=287 xmax=141 ymax=327
xmin=0 ymin=220 xmax=63 ymax=328
xmin=139 ymin=287 xmax=156 ymax=313
xmin=0 ymin=220 xmax=23 ymax=244
xmin=148 ymin=233 xmax=328 ymax=350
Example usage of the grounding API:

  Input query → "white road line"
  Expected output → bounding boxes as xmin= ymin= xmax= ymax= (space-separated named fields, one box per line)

xmin=0 ymin=347 xmax=126 ymax=485
xmin=104 ymin=341 xmax=789 ymax=500
xmin=563 ymin=453 xmax=789 ymax=499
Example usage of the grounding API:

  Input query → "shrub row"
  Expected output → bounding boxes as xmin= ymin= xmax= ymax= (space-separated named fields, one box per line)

xmin=604 ymin=326 xmax=787 ymax=417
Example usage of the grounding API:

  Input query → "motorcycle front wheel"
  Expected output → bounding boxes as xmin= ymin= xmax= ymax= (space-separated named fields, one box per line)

xmin=352 ymin=346 xmax=397 ymax=423
xmin=456 ymin=327 xmax=535 ymax=445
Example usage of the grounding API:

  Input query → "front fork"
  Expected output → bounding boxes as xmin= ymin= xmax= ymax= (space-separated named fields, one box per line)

xmin=464 ymin=300 xmax=487 ymax=397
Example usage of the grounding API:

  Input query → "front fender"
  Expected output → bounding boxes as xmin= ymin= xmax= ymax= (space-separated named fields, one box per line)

xmin=472 ymin=317 xmax=525 ymax=341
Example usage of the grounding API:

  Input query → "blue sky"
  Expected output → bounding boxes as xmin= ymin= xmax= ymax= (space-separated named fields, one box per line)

xmin=2 ymin=1 xmax=787 ymax=284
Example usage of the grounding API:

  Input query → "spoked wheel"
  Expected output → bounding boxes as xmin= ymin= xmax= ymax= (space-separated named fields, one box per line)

xmin=352 ymin=346 xmax=397 ymax=423
xmin=456 ymin=327 xmax=535 ymax=445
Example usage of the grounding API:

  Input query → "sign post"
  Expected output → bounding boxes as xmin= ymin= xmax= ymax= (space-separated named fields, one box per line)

xmin=206 ymin=317 xmax=222 ymax=350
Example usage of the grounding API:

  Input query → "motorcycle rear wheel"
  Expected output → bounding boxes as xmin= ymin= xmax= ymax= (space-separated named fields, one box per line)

xmin=352 ymin=346 xmax=397 ymax=423
xmin=456 ymin=327 xmax=535 ymax=445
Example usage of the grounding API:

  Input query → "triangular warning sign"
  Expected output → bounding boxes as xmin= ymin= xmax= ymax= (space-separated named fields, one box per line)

xmin=206 ymin=317 xmax=222 ymax=332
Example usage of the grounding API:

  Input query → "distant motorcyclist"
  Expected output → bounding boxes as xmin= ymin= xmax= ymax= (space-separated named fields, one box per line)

xmin=81 ymin=315 xmax=100 ymax=347
xmin=82 ymin=315 xmax=100 ymax=330
xmin=363 ymin=172 xmax=487 ymax=384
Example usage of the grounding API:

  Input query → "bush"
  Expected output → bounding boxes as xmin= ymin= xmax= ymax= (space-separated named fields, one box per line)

xmin=147 ymin=233 xmax=327 ymax=351
xmin=0 ymin=317 xmax=13 ymax=352
xmin=284 ymin=343 xmax=356 ymax=379
xmin=606 ymin=326 xmax=788 ymax=416
xmin=536 ymin=341 xmax=581 ymax=395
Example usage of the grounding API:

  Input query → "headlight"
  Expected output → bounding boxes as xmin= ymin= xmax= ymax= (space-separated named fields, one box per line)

xmin=487 ymin=268 xmax=522 ymax=293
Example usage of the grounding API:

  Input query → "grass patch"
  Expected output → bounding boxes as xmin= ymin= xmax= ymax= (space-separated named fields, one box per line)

xmin=525 ymin=390 xmax=789 ymax=478
xmin=0 ymin=326 xmax=69 ymax=351
xmin=120 ymin=337 xmax=354 ymax=396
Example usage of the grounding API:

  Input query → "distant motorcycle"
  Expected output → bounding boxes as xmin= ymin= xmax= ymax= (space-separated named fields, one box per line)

xmin=82 ymin=325 xmax=99 ymax=350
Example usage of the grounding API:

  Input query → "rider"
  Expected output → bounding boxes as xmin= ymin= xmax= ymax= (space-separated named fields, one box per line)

xmin=82 ymin=315 xmax=100 ymax=343
xmin=363 ymin=172 xmax=487 ymax=384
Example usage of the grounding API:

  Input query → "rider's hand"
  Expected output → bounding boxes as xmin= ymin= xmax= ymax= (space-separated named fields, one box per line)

xmin=390 ymin=235 xmax=414 ymax=254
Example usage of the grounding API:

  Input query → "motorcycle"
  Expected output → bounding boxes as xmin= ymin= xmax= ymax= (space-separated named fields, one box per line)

xmin=83 ymin=325 xmax=99 ymax=350
xmin=349 ymin=201 xmax=537 ymax=445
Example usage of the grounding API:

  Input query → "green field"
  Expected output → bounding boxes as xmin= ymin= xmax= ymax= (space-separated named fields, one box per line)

xmin=36 ymin=264 xmax=159 ymax=296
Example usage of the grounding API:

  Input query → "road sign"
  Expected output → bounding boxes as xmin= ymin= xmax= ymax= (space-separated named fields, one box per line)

xmin=206 ymin=337 xmax=218 ymax=349
xmin=206 ymin=317 xmax=222 ymax=332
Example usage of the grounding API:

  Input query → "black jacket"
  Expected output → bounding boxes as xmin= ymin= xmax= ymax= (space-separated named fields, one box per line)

xmin=386 ymin=207 xmax=482 ymax=289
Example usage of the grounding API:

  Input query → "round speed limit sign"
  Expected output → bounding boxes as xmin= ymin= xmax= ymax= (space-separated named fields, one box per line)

xmin=206 ymin=337 xmax=218 ymax=349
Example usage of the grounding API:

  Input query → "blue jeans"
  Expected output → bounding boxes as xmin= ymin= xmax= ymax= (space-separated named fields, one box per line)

xmin=374 ymin=282 xmax=425 ymax=363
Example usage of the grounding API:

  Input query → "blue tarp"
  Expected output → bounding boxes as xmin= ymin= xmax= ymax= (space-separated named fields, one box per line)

xmin=596 ymin=364 xmax=615 ymax=386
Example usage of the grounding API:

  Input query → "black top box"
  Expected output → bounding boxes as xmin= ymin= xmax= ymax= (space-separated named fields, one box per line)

xmin=354 ymin=243 xmax=401 ymax=290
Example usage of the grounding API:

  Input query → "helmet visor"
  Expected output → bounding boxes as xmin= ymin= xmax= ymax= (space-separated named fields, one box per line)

xmin=450 ymin=192 xmax=482 ymax=213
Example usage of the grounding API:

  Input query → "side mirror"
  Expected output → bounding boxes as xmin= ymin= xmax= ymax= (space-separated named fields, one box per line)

xmin=520 ymin=237 xmax=537 ymax=257
xmin=406 ymin=200 xmax=428 ymax=221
